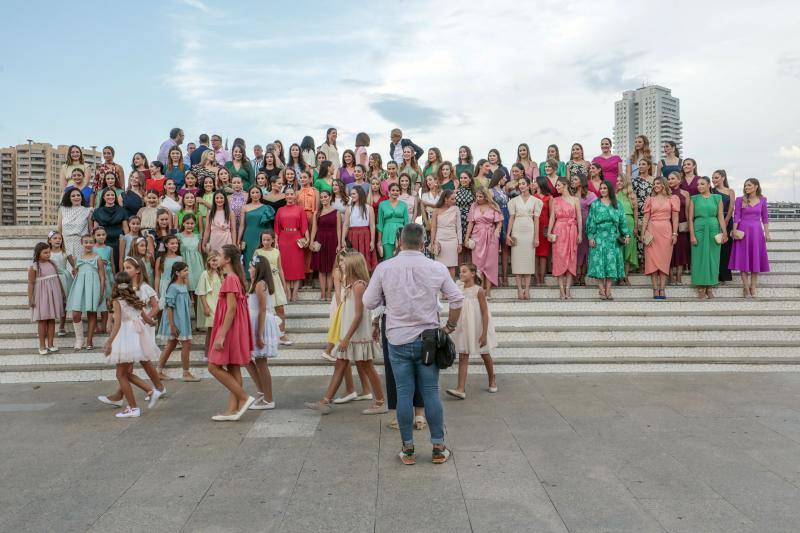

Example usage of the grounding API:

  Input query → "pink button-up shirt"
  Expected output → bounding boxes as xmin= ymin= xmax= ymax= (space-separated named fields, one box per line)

xmin=364 ymin=250 xmax=463 ymax=345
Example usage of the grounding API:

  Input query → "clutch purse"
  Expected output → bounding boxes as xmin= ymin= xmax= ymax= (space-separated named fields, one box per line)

xmin=309 ymin=241 xmax=321 ymax=252
xmin=678 ymin=221 xmax=689 ymax=233
xmin=642 ymin=231 xmax=654 ymax=246
xmin=429 ymin=241 xmax=441 ymax=256
xmin=464 ymin=238 xmax=476 ymax=250
xmin=547 ymin=233 xmax=557 ymax=243
xmin=732 ymin=229 xmax=745 ymax=240
xmin=507 ymin=236 xmax=517 ymax=247
xmin=296 ymin=237 xmax=308 ymax=249
xmin=714 ymin=233 xmax=724 ymax=244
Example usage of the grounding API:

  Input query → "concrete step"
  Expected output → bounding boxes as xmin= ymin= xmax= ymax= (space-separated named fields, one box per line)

xmin=0 ymin=329 xmax=797 ymax=349
xmin=1 ymin=280 xmax=799 ymax=299
xmin=1 ymin=312 xmax=799 ymax=333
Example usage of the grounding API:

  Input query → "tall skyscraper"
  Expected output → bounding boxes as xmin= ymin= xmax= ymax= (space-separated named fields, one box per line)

xmin=613 ymin=85 xmax=683 ymax=166
xmin=0 ymin=144 xmax=100 ymax=226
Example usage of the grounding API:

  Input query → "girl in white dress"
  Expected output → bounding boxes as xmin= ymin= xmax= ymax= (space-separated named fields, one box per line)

xmin=446 ymin=263 xmax=497 ymax=399
xmin=102 ymin=271 xmax=161 ymax=418
xmin=245 ymin=255 xmax=281 ymax=410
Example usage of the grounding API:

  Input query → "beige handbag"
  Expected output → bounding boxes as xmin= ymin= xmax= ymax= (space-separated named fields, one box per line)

xmin=714 ymin=233 xmax=724 ymax=245
xmin=547 ymin=233 xmax=557 ymax=243
xmin=309 ymin=241 xmax=321 ymax=252
xmin=296 ymin=237 xmax=308 ymax=249
xmin=732 ymin=229 xmax=745 ymax=240
xmin=464 ymin=238 xmax=476 ymax=250
xmin=642 ymin=231 xmax=654 ymax=246
xmin=678 ymin=221 xmax=689 ymax=233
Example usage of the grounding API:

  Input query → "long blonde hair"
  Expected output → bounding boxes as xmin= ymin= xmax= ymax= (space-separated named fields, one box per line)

xmin=474 ymin=186 xmax=501 ymax=212
xmin=651 ymin=176 xmax=670 ymax=197
xmin=618 ymin=174 xmax=637 ymax=206
xmin=342 ymin=251 xmax=370 ymax=287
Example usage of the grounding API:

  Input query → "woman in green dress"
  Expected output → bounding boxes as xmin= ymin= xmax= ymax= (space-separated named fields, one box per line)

xmin=239 ymin=186 xmax=276 ymax=275
xmin=689 ymin=176 xmax=727 ymax=298
xmin=376 ymin=182 xmax=409 ymax=260
xmin=616 ymin=175 xmax=639 ymax=284
xmin=586 ymin=180 xmax=629 ymax=300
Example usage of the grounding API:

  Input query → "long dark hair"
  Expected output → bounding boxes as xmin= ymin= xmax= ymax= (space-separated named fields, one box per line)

xmin=435 ymin=188 xmax=455 ymax=208
xmin=249 ymin=254 xmax=275 ymax=296
xmin=112 ymin=271 xmax=145 ymax=310
xmin=287 ymin=143 xmax=308 ymax=170
xmin=300 ymin=136 xmax=315 ymax=153
xmin=350 ymin=185 xmax=368 ymax=220
xmin=220 ymin=244 xmax=246 ymax=288
xmin=600 ymin=180 xmax=618 ymax=209
xmin=166 ymin=261 xmax=188 ymax=292
xmin=159 ymin=235 xmax=179 ymax=272
xmin=536 ymin=176 xmax=553 ymax=196
xmin=208 ymin=190 xmax=231 ymax=222
xmin=317 ymin=160 xmax=334 ymax=181
xmin=32 ymin=242 xmax=50 ymax=276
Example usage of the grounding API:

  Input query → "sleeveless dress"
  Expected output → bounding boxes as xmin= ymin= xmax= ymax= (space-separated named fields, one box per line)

xmin=468 ymin=205 xmax=503 ymax=286
xmin=311 ymin=210 xmax=339 ymax=273
xmin=712 ymin=188 xmax=733 ymax=282
xmin=670 ymin=187 xmax=691 ymax=269
xmin=30 ymin=262 xmax=64 ymax=321
xmin=275 ymin=204 xmax=309 ymax=280
xmin=491 ymin=187 xmax=510 ymax=242
xmin=551 ymin=197 xmax=578 ymax=277
xmin=337 ymin=281 xmax=378 ymax=361
xmin=208 ymin=210 xmax=233 ymax=253
xmin=586 ymin=201 xmax=628 ymax=280
xmin=453 ymin=283 xmax=497 ymax=355
xmin=434 ymin=206 xmax=461 ymax=268
xmin=617 ymin=195 xmax=638 ymax=268
xmin=50 ymin=251 xmax=73 ymax=296
xmin=157 ymin=283 xmax=193 ymax=340
xmin=690 ymin=194 xmax=722 ymax=286
xmin=66 ymin=256 xmax=102 ymax=313
xmin=208 ymin=274 xmax=253 ymax=366
xmin=177 ymin=232 xmax=203 ymax=291
xmin=534 ymin=194 xmax=551 ymax=258
xmin=93 ymin=246 xmax=114 ymax=313
xmin=346 ymin=206 xmax=377 ymax=270
xmin=508 ymin=195 xmax=542 ymax=275
xmin=660 ymin=158 xmax=682 ymax=179
xmin=107 ymin=300 xmax=160 ymax=363
xmin=455 ymin=188 xmax=475 ymax=241
xmin=248 ymin=289 xmax=280 ymax=359
xmin=632 ymin=176 xmax=654 ymax=267
xmin=255 ymin=248 xmax=288 ymax=306
xmin=643 ymin=196 xmax=679 ymax=275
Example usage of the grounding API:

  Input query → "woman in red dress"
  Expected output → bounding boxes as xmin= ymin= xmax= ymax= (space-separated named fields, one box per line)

xmin=207 ymin=244 xmax=255 ymax=421
xmin=274 ymin=188 xmax=309 ymax=302
xmin=532 ymin=176 xmax=552 ymax=286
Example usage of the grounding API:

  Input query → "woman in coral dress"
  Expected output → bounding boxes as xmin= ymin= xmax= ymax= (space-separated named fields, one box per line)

xmin=641 ymin=177 xmax=679 ymax=300
xmin=465 ymin=188 xmax=504 ymax=298
xmin=548 ymin=178 xmax=581 ymax=299
xmin=274 ymin=188 xmax=309 ymax=302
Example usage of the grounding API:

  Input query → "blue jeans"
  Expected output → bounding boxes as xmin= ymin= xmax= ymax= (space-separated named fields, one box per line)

xmin=387 ymin=338 xmax=444 ymax=446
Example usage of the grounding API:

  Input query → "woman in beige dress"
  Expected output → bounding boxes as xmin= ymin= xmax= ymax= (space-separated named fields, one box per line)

xmin=507 ymin=177 xmax=542 ymax=299
xmin=429 ymin=189 xmax=462 ymax=277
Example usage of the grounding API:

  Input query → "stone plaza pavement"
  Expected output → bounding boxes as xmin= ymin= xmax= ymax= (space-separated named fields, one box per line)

xmin=2 ymin=372 xmax=800 ymax=532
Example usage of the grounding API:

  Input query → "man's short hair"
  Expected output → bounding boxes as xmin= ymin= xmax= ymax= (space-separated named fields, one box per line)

xmin=199 ymin=133 xmax=209 ymax=144
xmin=399 ymin=223 xmax=424 ymax=249
xmin=170 ymin=127 xmax=183 ymax=139
xmin=391 ymin=128 xmax=402 ymax=137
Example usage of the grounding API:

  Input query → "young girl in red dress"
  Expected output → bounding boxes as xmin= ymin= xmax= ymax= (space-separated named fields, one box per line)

xmin=207 ymin=244 xmax=255 ymax=421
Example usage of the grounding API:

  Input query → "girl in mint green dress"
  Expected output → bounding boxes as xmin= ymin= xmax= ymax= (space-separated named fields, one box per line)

xmin=689 ymin=176 xmax=726 ymax=297
xmin=585 ymin=181 xmax=629 ymax=299
xmin=177 ymin=214 xmax=204 ymax=292
xmin=66 ymin=235 xmax=106 ymax=349
xmin=92 ymin=228 xmax=114 ymax=331
xmin=155 ymin=235 xmax=183 ymax=310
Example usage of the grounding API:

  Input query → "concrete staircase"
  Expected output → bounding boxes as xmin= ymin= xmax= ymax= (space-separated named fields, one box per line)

xmin=1 ymin=223 xmax=799 ymax=383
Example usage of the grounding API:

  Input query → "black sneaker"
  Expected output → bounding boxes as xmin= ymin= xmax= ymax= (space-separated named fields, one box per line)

xmin=432 ymin=445 xmax=451 ymax=464
xmin=399 ymin=445 xmax=416 ymax=465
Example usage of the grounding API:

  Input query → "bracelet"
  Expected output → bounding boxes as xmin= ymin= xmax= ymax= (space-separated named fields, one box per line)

xmin=445 ymin=321 xmax=457 ymax=330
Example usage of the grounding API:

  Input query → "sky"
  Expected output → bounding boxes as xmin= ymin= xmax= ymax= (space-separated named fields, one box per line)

xmin=2 ymin=0 xmax=800 ymax=200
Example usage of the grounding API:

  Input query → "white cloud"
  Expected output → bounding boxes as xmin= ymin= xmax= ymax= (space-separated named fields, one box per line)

xmin=180 ymin=0 xmax=209 ymax=13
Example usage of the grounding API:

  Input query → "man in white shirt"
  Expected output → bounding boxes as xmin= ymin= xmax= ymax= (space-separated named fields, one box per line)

xmin=251 ymin=144 xmax=264 ymax=173
xmin=211 ymin=134 xmax=230 ymax=167
xmin=157 ymin=127 xmax=184 ymax=164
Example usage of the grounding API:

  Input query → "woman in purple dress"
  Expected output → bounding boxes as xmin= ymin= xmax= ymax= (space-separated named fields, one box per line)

xmin=591 ymin=137 xmax=623 ymax=188
xmin=310 ymin=190 xmax=341 ymax=301
xmin=570 ymin=172 xmax=596 ymax=286
xmin=729 ymin=178 xmax=771 ymax=298
xmin=667 ymin=172 xmax=691 ymax=284
xmin=679 ymin=158 xmax=700 ymax=196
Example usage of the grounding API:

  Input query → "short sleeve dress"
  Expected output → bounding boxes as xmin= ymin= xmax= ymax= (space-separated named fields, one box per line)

xmin=157 ymin=283 xmax=193 ymax=341
xmin=208 ymin=274 xmax=253 ymax=366
xmin=453 ymin=283 xmax=497 ymax=355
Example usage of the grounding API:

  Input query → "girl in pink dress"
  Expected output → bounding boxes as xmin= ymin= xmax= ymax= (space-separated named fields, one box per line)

xmin=207 ymin=244 xmax=255 ymax=421
xmin=547 ymin=178 xmax=582 ymax=299
xmin=203 ymin=191 xmax=236 ymax=254
xmin=465 ymin=188 xmax=504 ymax=298
xmin=274 ymin=188 xmax=310 ymax=302
xmin=28 ymin=243 xmax=65 ymax=355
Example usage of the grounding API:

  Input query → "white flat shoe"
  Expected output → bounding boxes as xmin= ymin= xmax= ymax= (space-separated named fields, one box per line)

xmin=97 ymin=395 xmax=124 ymax=408
xmin=248 ymin=399 xmax=275 ymax=410
xmin=355 ymin=393 xmax=373 ymax=401
xmin=148 ymin=388 xmax=163 ymax=409
xmin=212 ymin=414 xmax=237 ymax=422
xmin=231 ymin=396 xmax=255 ymax=420
xmin=446 ymin=389 xmax=466 ymax=400
xmin=38 ymin=349 xmax=48 ymax=356
xmin=47 ymin=346 xmax=59 ymax=353
xmin=333 ymin=391 xmax=357 ymax=404
xmin=115 ymin=407 xmax=140 ymax=418
xmin=488 ymin=386 xmax=498 ymax=393
xmin=320 ymin=352 xmax=336 ymax=362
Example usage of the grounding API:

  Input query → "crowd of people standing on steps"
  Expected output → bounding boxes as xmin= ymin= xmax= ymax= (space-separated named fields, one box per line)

xmin=22 ymin=127 xmax=773 ymax=462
